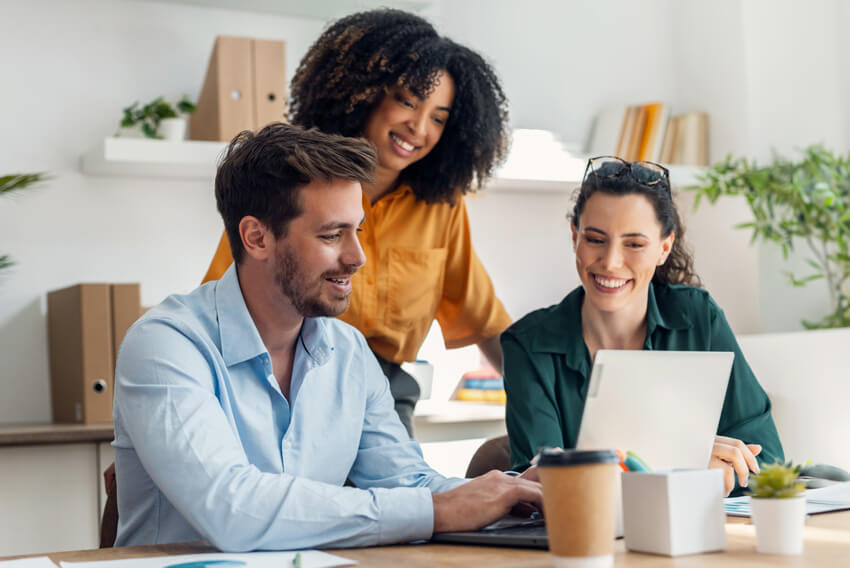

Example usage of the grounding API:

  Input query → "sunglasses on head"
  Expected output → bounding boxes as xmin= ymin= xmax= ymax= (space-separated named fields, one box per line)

xmin=582 ymin=155 xmax=671 ymax=192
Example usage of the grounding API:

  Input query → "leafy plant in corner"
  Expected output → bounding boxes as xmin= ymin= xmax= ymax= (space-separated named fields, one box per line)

xmin=690 ymin=145 xmax=850 ymax=329
xmin=747 ymin=461 xmax=806 ymax=499
xmin=119 ymin=96 xmax=196 ymax=139
xmin=1 ymin=173 xmax=49 ymax=272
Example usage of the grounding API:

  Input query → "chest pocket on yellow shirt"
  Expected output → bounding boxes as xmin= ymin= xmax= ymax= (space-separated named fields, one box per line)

xmin=386 ymin=248 xmax=447 ymax=330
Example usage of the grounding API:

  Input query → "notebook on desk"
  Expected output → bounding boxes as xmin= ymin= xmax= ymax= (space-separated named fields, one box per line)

xmin=430 ymin=350 xmax=734 ymax=548
xmin=725 ymin=481 xmax=850 ymax=517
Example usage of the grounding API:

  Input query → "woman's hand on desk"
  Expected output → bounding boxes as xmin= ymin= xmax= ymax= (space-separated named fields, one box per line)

xmin=709 ymin=435 xmax=762 ymax=495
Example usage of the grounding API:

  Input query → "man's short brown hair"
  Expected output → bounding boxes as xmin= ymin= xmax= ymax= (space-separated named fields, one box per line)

xmin=215 ymin=122 xmax=377 ymax=264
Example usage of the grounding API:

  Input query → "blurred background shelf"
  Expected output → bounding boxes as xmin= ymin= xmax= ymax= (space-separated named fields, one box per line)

xmin=81 ymin=137 xmax=226 ymax=179
xmin=81 ymin=136 xmax=705 ymax=187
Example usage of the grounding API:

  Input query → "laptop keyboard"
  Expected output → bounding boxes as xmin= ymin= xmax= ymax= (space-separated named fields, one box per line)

xmin=481 ymin=516 xmax=546 ymax=532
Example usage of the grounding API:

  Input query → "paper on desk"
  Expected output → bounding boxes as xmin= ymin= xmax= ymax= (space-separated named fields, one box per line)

xmin=0 ymin=558 xmax=57 ymax=568
xmin=60 ymin=551 xmax=355 ymax=568
xmin=724 ymin=480 xmax=850 ymax=517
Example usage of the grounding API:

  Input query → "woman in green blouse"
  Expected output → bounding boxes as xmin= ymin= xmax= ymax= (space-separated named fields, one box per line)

xmin=502 ymin=156 xmax=783 ymax=496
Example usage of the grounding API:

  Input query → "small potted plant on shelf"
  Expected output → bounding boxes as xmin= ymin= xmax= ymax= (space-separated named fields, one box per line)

xmin=748 ymin=461 xmax=807 ymax=555
xmin=117 ymin=96 xmax=196 ymax=140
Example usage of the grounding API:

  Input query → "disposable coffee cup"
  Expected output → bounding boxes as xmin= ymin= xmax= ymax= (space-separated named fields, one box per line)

xmin=538 ymin=448 xmax=620 ymax=568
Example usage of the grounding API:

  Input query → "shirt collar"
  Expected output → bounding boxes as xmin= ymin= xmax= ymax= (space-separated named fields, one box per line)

xmin=215 ymin=264 xmax=334 ymax=367
xmin=646 ymin=282 xmax=692 ymax=334
xmin=298 ymin=317 xmax=333 ymax=366
xmin=368 ymin=184 xmax=413 ymax=207
xmin=216 ymin=264 xmax=268 ymax=366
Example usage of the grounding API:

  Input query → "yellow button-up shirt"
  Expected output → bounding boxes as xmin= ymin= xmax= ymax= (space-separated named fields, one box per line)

xmin=202 ymin=185 xmax=511 ymax=363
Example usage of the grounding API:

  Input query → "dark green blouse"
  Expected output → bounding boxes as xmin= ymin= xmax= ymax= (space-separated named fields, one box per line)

xmin=502 ymin=283 xmax=783 ymax=493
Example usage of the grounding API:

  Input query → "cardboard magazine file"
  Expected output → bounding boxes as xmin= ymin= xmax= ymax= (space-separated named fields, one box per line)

xmin=47 ymin=283 xmax=142 ymax=424
xmin=47 ymin=284 xmax=114 ymax=424
xmin=190 ymin=36 xmax=287 ymax=142
xmin=110 ymin=283 xmax=141 ymax=363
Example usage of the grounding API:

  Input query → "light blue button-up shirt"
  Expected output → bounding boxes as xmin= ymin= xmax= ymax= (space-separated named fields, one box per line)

xmin=113 ymin=265 xmax=464 ymax=551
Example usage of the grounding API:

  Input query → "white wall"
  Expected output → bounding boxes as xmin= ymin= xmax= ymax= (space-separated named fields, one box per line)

xmin=670 ymin=0 xmax=751 ymax=160
xmin=0 ymin=0 xmax=326 ymax=423
xmin=432 ymin=0 xmax=679 ymax=148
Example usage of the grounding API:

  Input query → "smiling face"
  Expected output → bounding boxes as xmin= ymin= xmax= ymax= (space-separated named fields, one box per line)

xmin=361 ymin=70 xmax=455 ymax=176
xmin=272 ymin=178 xmax=366 ymax=317
xmin=571 ymin=192 xmax=675 ymax=316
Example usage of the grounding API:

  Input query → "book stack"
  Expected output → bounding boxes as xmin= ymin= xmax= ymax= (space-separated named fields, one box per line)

xmin=586 ymin=103 xmax=709 ymax=166
xmin=454 ymin=366 xmax=506 ymax=403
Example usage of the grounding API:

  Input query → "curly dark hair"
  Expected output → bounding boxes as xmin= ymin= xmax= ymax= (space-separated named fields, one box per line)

xmin=288 ymin=8 xmax=509 ymax=204
xmin=569 ymin=169 xmax=702 ymax=287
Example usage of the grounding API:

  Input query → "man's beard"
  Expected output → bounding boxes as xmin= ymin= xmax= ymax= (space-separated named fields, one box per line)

xmin=274 ymin=245 xmax=353 ymax=318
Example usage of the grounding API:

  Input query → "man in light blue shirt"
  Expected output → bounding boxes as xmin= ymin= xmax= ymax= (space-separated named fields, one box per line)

xmin=113 ymin=124 xmax=541 ymax=552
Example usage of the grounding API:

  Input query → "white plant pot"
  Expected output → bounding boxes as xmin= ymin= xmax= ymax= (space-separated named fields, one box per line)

xmin=157 ymin=117 xmax=187 ymax=141
xmin=116 ymin=124 xmax=145 ymax=138
xmin=750 ymin=495 xmax=806 ymax=555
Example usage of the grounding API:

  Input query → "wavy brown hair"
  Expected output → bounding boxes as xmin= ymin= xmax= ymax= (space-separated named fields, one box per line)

xmin=569 ymin=170 xmax=702 ymax=287
xmin=288 ymin=9 xmax=509 ymax=204
xmin=216 ymin=123 xmax=376 ymax=264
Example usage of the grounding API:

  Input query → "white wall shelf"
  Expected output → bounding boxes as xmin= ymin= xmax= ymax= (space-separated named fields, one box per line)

xmin=414 ymin=399 xmax=505 ymax=424
xmin=487 ymin=164 xmax=706 ymax=193
xmin=81 ymin=136 xmax=706 ymax=188
xmin=81 ymin=137 xmax=226 ymax=179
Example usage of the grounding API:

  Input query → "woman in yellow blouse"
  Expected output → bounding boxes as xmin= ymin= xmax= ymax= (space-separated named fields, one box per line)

xmin=203 ymin=9 xmax=512 ymax=435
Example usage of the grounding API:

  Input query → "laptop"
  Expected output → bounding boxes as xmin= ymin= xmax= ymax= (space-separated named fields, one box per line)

xmin=577 ymin=350 xmax=733 ymax=469
xmin=430 ymin=350 xmax=734 ymax=549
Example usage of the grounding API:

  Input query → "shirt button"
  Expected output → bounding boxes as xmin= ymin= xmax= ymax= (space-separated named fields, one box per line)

xmin=283 ymin=440 xmax=292 ymax=450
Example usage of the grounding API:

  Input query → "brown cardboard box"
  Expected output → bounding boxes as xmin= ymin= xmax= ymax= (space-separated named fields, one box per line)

xmin=47 ymin=284 xmax=114 ymax=424
xmin=47 ymin=283 xmax=142 ymax=424
xmin=110 ymin=283 xmax=141 ymax=364
xmin=190 ymin=36 xmax=287 ymax=142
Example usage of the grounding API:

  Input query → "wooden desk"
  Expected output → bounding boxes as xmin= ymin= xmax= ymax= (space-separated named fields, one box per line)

xmin=6 ymin=512 xmax=849 ymax=567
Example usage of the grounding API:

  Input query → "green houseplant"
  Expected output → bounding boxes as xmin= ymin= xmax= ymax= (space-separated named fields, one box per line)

xmin=689 ymin=145 xmax=850 ymax=329
xmin=1 ymin=173 xmax=49 ymax=272
xmin=747 ymin=461 xmax=806 ymax=555
xmin=118 ymin=95 xmax=196 ymax=139
xmin=748 ymin=461 xmax=806 ymax=499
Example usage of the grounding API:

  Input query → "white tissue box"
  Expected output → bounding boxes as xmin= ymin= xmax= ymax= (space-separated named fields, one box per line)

xmin=622 ymin=469 xmax=727 ymax=556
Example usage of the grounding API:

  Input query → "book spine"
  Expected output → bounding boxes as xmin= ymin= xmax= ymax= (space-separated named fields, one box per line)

xmin=464 ymin=378 xmax=505 ymax=390
xmin=457 ymin=389 xmax=507 ymax=403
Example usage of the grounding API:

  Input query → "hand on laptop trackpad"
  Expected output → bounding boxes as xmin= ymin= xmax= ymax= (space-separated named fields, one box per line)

xmin=483 ymin=513 xmax=545 ymax=531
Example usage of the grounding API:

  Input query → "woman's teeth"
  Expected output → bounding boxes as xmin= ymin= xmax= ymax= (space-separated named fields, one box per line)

xmin=390 ymin=133 xmax=415 ymax=152
xmin=594 ymin=275 xmax=628 ymax=288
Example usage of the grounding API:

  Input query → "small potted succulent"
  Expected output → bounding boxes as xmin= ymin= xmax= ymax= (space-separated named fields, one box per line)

xmin=748 ymin=461 xmax=806 ymax=554
xmin=117 ymin=96 xmax=196 ymax=140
